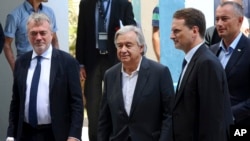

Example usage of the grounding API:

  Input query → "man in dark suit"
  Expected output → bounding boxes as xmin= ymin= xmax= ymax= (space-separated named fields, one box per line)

xmin=98 ymin=25 xmax=174 ymax=141
xmin=6 ymin=13 xmax=83 ymax=141
xmin=205 ymin=0 xmax=250 ymax=47
xmin=211 ymin=1 xmax=250 ymax=126
xmin=75 ymin=0 xmax=136 ymax=140
xmin=170 ymin=8 xmax=233 ymax=141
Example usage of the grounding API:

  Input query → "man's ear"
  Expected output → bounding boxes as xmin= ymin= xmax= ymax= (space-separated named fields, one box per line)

xmin=238 ymin=16 xmax=244 ymax=24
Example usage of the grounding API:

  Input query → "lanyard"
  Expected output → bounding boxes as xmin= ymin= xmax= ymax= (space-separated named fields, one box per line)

xmin=98 ymin=0 xmax=111 ymax=22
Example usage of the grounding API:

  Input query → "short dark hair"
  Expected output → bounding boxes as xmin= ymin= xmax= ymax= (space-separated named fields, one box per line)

xmin=173 ymin=8 xmax=206 ymax=38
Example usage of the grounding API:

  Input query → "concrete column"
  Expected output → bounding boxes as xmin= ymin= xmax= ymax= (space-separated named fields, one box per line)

xmin=159 ymin=0 xmax=185 ymax=87
xmin=131 ymin=0 xmax=141 ymax=22
xmin=159 ymin=0 xmax=214 ymax=87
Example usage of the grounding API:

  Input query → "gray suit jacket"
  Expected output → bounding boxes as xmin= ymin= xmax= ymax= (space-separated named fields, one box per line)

xmin=98 ymin=57 xmax=174 ymax=141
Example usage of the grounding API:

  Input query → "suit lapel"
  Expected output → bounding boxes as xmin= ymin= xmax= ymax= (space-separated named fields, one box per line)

xmin=210 ymin=42 xmax=221 ymax=57
xmin=175 ymin=45 xmax=205 ymax=107
xmin=175 ymin=60 xmax=195 ymax=106
xmin=115 ymin=64 xmax=129 ymax=117
xmin=225 ymin=36 xmax=246 ymax=75
xmin=49 ymin=49 xmax=59 ymax=97
xmin=129 ymin=57 xmax=149 ymax=116
xmin=20 ymin=52 xmax=33 ymax=102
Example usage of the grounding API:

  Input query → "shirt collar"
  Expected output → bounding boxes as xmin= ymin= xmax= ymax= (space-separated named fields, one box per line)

xmin=121 ymin=57 xmax=142 ymax=75
xmin=32 ymin=45 xmax=53 ymax=60
xmin=185 ymin=41 xmax=204 ymax=63
xmin=24 ymin=0 xmax=43 ymax=14
xmin=219 ymin=32 xmax=242 ymax=51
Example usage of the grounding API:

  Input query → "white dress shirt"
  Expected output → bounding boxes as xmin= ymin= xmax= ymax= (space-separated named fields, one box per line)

xmin=121 ymin=58 xmax=142 ymax=116
xmin=25 ymin=45 xmax=52 ymax=125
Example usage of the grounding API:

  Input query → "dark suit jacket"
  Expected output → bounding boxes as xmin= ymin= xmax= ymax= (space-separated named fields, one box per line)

xmin=173 ymin=44 xmax=233 ymax=141
xmin=75 ymin=0 xmax=136 ymax=72
xmin=205 ymin=26 xmax=221 ymax=47
xmin=210 ymin=35 xmax=250 ymax=125
xmin=7 ymin=49 xmax=83 ymax=141
xmin=0 ymin=22 xmax=4 ymax=54
xmin=98 ymin=57 xmax=175 ymax=141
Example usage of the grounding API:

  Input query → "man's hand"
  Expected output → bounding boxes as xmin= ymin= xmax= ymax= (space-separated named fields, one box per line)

xmin=67 ymin=137 xmax=80 ymax=141
xmin=6 ymin=137 xmax=14 ymax=141
xmin=80 ymin=67 xmax=86 ymax=81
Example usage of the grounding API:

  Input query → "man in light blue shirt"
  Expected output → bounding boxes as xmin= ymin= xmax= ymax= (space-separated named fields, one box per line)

xmin=210 ymin=1 xmax=250 ymax=126
xmin=218 ymin=32 xmax=241 ymax=68
xmin=4 ymin=0 xmax=59 ymax=72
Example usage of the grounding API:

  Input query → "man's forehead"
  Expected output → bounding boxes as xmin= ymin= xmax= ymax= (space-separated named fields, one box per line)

xmin=172 ymin=19 xmax=185 ymax=27
xmin=172 ymin=18 xmax=185 ymax=23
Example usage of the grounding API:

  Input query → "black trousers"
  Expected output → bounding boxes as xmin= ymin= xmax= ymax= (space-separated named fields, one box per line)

xmin=20 ymin=122 xmax=55 ymax=141
xmin=85 ymin=55 xmax=113 ymax=141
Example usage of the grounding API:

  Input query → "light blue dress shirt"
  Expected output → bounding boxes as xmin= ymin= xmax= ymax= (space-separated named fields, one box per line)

xmin=218 ymin=33 xmax=242 ymax=69
xmin=4 ymin=1 xmax=57 ymax=56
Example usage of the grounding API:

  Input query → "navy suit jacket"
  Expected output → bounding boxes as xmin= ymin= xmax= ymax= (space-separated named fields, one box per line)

xmin=210 ymin=35 xmax=250 ymax=125
xmin=75 ymin=0 xmax=136 ymax=72
xmin=173 ymin=44 xmax=233 ymax=141
xmin=98 ymin=57 xmax=175 ymax=141
xmin=7 ymin=48 xmax=83 ymax=141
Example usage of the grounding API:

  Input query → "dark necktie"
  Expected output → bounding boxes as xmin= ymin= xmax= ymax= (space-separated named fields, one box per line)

xmin=29 ymin=56 xmax=42 ymax=127
xmin=176 ymin=59 xmax=187 ymax=92
xmin=182 ymin=59 xmax=187 ymax=71
xmin=98 ymin=0 xmax=109 ymax=52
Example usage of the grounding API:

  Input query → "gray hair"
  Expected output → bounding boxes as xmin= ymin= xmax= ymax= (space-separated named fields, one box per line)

xmin=114 ymin=25 xmax=147 ymax=55
xmin=220 ymin=0 xmax=244 ymax=8
xmin=26 ymin=12 xmax=52 ymax=31
xmin=220 ymin=1 xmax=244 ymax=17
